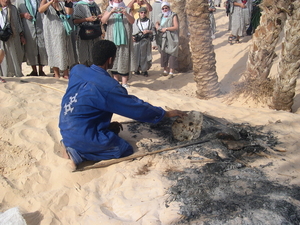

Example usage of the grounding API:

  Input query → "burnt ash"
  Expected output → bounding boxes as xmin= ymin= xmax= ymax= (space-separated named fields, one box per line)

xmin=127 ymin=115 xmax=300 ymax=224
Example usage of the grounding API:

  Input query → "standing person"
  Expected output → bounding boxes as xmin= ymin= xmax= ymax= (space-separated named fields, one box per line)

xmin=16 ymin=0 xmax=48 ymax=76
xmin=132 ymin=7 xmax=154 ymax=76
xmin=150 ymin=0 xmax=161 ymax=50
xmin=59 ymin=40 xmax=186 ymax=169
xmin=155 ymin=2 xmax=179 ymax=77
xmin=101 ymin=0 xmax=134 ymax=89
xmin=0 ymin=0 xmax=26 ymax=78
xmin=73 ymin=0 xmax=102 ymax=66
xmin=208 ymin=0 xmax=216 ymax=39
xmin=228 ymin=0 xmax=252 ymax=44
xmin=127 ymin=0 xmax=152 ymax=20
xmin=39 ymin=0 xmax=76 ymax=79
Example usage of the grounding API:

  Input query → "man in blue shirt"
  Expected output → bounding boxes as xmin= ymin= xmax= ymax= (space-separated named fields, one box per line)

xmin=59 ymin=40 xmax=185 ymax=170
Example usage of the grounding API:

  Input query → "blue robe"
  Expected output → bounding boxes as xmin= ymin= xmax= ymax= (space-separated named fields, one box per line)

xmin=59 ymin=64 xmax=165 ymax=165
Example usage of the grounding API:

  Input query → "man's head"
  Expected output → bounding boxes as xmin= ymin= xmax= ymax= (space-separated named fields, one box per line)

xmin=138 ymin=7 xmax=147 ymax=19
xmin=0 ymin=0 xmax=10 ymax=7
xmin=137 ymin=0 xmax=144 ymax=6
xmin=92 ymin=40 xmax=117 ymax=68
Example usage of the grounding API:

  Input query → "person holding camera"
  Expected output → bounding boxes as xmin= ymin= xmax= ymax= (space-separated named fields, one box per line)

xmin=39 ymin=0 xmax=76 ymax=79
xmin=0 ymin=0 xmax=25 ymax=78
xmin=155 ymin=2 xmax=179 ymax=77
xmin=101 ymin=0 xmax=134 ymax=89
xmin=73 ymin=0 xmax=102 ymax=66
xmin=132 ymin=7 xmax=154 ymax=77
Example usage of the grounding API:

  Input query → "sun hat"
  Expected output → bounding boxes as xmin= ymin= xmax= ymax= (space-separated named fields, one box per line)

xmin=161 ymin=2 xmax=170 ymax=9
xmin=138 ymin=7 xmax=147 ymax=12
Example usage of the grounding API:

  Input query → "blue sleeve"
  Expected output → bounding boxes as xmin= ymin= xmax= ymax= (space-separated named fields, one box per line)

xmin=105 ymin=85 xmax=166 ymax=123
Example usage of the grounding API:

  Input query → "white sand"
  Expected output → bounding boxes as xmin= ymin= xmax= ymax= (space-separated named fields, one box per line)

xmin=1 ymin=3 xmax=300 ymax=224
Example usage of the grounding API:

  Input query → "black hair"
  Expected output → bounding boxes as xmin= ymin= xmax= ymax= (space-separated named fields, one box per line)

xmin=92 ymin=40 xmax=117 ymax=66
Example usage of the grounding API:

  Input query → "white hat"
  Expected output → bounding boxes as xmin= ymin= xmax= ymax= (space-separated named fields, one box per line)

xmin=161 ymin=2 xmax=170 ymax=9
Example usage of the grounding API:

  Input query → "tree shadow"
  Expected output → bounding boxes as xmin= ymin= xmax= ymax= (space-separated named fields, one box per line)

xmin=219 ymin=50 xmax=249 ymax=94
xmin=23 ymin=211 xmax=44 ymax=225
xmin=292 ymin=93 xmax=300 ymax=113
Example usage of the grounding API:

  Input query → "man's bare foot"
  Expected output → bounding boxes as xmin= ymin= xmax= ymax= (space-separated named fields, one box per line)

xmin=59 ymin=142 xmax=76 ymax=172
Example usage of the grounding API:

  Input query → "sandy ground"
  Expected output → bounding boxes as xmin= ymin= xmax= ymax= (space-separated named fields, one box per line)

xmin=1 ymin=3 xmax=300 ymax=225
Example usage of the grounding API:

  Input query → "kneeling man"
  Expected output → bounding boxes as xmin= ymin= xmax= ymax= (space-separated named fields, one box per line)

xmin=59 ymin=40 xmax=185 ymax=169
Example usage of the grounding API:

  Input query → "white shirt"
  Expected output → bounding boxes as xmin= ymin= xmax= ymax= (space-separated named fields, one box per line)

xmin=0 ymin=7 xmax=8 ymax=29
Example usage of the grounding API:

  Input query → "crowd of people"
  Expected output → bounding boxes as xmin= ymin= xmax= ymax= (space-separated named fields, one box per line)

xmin=0 ymin=0 xmax=180 ymax=87
xmin=225 ymin=0 xmax=261 ymax=44
xmin=0 ymin=0 xmax=261 ymax=84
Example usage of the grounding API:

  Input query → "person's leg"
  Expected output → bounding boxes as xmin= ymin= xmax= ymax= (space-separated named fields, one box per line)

xmin=38 ymin=65 xmax=46 ymax=76
xmin=0 ymin=48 xmax=4 ymax=64
xmin=0 ymin=49 xmax=6 ymax=82
xmin=28 ymin=65 xmax=38 ymax=76
xmin=168 ymin=55 xmax=178 ymax=76
xmin=122 ymin=76 xmax=128 ymax=86
xmin=118 ymin=73 xmax=130 ymax=88
xmin=53 ymin=67 xmax=60 ymax=78
xmin=63 ymin=69 xmax=69 ymax=79
xmin=161 ymin=51 xmax=169 ymax=76
xmin=111 ymin=71 xmax=120 ymax=82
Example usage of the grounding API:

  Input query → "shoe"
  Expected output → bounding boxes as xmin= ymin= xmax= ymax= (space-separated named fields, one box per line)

xmin=211 ymin=34 xmax=215 ymax=39
xmin=162 ymin=71 xmax=168 ymax=76
xmin=134 ymin=71 xmax=140 ymax=75
xmin=27 ymin=71 xmax=38 ymax=76
xmin=141 ymin=71 xmax=148 ymax=77
xmin=0 ymin=77 xmax=6 ymax=83
xmin=39 ymin=71 xmax=47 ymax=76
xmin=122 ymin=84 xmax=130 ymax=89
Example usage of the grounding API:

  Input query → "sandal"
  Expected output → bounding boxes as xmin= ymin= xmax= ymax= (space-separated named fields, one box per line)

xmin=0 ymin=77 xmax=6 ymax=83
xmin=228 ymin=36 xmax=233 ymax=45
xmin=63 ymin=75 xmax=69 ymax=79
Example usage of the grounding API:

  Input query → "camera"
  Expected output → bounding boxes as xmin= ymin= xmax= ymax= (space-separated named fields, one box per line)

xmin=115 ymin=8 xmax=123 ymax=13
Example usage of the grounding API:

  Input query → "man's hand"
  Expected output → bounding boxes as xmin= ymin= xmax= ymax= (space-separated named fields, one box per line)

xmin=165 ymin=110 xmax=187 ymax=118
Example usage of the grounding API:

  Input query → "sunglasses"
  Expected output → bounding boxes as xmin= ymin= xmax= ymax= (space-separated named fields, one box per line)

xmin=162 ymin=7 xmax=169 ymax=10
xmin=140 ymin=11 xmax=146 ymax=14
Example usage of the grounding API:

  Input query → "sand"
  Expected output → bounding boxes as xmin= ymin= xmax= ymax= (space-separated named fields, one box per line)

xmin=1 ymin=3 xmax=300 ymax=225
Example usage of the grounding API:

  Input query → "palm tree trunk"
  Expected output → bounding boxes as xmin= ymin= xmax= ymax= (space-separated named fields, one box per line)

xmin=186 ymin=0 xmax=220 ymax=99
xmin=168 ymin=0 xmax=193 ymax=72
xmin=271 ymin=1 xmax=300 ymax=111
xmin=244 ymin=0 xmax=290 ymax=80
